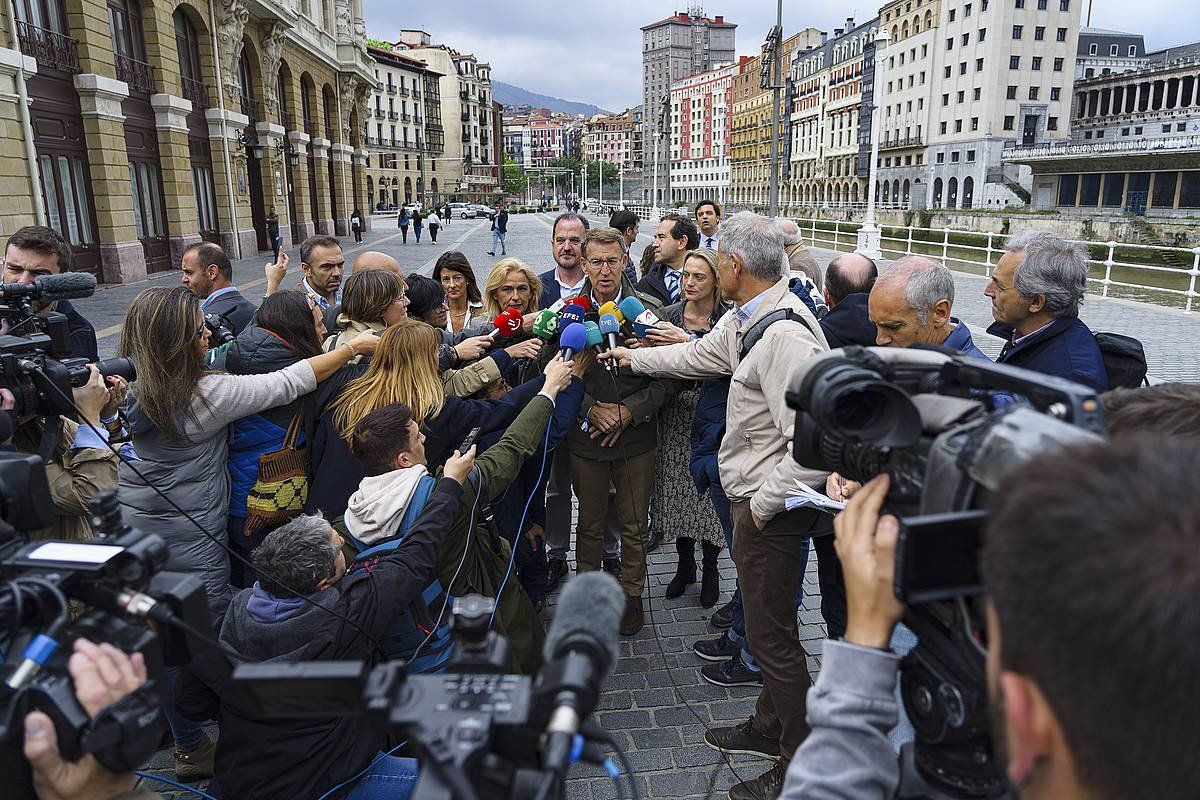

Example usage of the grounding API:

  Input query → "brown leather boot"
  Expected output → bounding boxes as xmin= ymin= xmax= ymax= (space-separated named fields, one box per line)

xmin=619 ymin=594 xmax=644 ymax=636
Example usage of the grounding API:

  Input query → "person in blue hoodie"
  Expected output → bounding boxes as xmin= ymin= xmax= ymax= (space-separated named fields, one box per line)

xmin=867 ymin=255 xmax=990 ymax=360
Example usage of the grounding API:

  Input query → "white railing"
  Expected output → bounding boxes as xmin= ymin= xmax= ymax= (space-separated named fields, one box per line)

xmin=589 ymin=206 xmax=1200 ymax=312
xmin=1003 ymin=134 xmax=1200 ymax=160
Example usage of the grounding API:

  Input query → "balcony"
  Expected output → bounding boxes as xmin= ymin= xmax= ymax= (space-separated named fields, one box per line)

xmin=115 ymin=52 xmax=154 ymax=95
xmin=16 ymin=21 xmax=79 ymax=73
xmin=388 ymin=111 xmax=399 ymax=120
xmin=386 ymin=83 xmax=397 ymax=94
xmin=374 ymin=108 xmax=386 ymax=119
xmin=460 ymin=90 xmax=469 ymax=100
xmin=398 ymin=87 xmax=410 ymax=97
xmin=1003 ymin=134 xmax=1200 ymax=162
xmin=462 ymin=131 xmax=473 ymax=142
xmin=400 ymin=113 xmax=411 ymax=122
xmin=427 ymin=122 xmax=443 ymax=132
xmin=880 ymin=135 xmax=924 ymax=150
xmin=239 ymin=95 xmax=262 ymax=124
xmin=364 ymin=135 xmax=377 ymax=146
xmin=181 ymin=76 xmax=209 ymax=109
xmin=460 ymin=110 xmax=470 ymax=122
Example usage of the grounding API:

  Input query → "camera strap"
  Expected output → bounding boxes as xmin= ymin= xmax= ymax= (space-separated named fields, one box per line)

xmin=738 ymin=308 xmax=818 ymax=362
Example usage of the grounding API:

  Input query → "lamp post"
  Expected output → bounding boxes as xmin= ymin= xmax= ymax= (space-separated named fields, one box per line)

xmin=619 ymin=166 xmax=624 ymax=208
xmin=650 ymin=130 xmax=662 ymax=221
xmin=598 ymin=161 xmax=603 ymax=209
xmin=857 ymin=27 xmax=891 ymax=259
xmin=581 ymin=165 xmax=587 ymax=209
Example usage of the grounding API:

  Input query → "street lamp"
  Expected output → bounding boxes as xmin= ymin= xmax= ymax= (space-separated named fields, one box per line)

xmin=856 ymin=26 xmax=891 ymax=259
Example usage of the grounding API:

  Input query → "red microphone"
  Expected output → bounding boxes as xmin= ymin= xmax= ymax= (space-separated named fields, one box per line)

xmin=568 ymin=296 xmax=592 ymax=313
xmin=488 ymin=307 xmax=523 ymax=340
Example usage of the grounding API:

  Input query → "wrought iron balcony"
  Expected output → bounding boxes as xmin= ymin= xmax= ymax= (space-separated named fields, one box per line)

xmin=398 ymin=87 xmax=410 ymax=97
xmin=16 ymin=21 xmax=79 ymax=73
xmin=116 ymin=52 xmax=154 ymax=95
xmin=400 ymin=113 xmax=411 ymax=122
xmin=879 ymin=135 xmax=924 ymax=150
xmin=182 ymin=76 xmax=209 ymax=109
xmin=388 ymin=110 xmax=399 ymax=120
xmin=239 ymin=95 xmax=262 ymax=124
xmin=460 ymin=110 xmax=470 ymax=121
xmin=386 ymin=83 xmax=397 ymax=94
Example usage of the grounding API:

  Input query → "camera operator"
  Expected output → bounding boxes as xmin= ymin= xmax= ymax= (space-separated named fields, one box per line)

xmin=178 ymin=446 xmax=478 ymax=800
xmin=2 ymin=226 xmax=98 ymax=362
xmin=21 ymin=639 xmax=162 ymax=800
xmin=3 ymin=365 xmax=126 ymax=541
xmin=781 ymin=435 xmax=1200 ymax=800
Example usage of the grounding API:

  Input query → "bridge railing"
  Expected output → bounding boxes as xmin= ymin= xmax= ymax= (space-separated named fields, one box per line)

xmin=590 ymin=205 xmax=1200 ymax=312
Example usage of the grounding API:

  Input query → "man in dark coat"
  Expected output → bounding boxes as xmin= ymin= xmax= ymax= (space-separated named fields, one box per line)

xmin=637 ymin=213 xmax=698 ymax=306
xmin=181 ymin=242 xmax=258 ymax=335
xmin=819 ymin=252 xmax=878 ymax=349
xmin=985 ymin=231 xmax=1107 ymax=392
xmin=3 ymin=225 xmax=98 ymax=361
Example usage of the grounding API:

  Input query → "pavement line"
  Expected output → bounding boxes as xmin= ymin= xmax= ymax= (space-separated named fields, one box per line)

xmin=94 ymin=228 xmax=409 ymax=341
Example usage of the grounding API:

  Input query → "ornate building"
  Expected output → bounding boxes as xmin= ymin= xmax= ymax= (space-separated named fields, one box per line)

xmin=1 ymin=0 xmax=375 ymax=283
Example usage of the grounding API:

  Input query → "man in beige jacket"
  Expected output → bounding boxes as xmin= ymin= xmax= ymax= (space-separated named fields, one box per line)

xmin=603 ymin=211 xmax=829 ymax=800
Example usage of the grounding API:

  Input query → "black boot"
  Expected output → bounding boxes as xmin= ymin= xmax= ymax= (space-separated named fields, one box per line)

xmin=665 ymin=537 xmax=696 ymax=599
xmin=700 ymin=541 xmax=721 ymax=608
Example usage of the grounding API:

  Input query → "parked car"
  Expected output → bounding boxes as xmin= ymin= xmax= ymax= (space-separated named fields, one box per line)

xmin=468 ymin=204 xmax=496 ymax=220
xmin=448 ymin=202 xmax=476 ymax=219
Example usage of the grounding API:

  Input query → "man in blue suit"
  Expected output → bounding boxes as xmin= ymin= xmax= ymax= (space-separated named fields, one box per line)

xmin=538 ymin=212 xmax=590 ymax=309
xmin=985 ymin=231 xmax=1106 ymax=392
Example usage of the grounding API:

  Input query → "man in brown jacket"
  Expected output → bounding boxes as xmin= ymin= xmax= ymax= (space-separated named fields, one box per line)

xmin=603 ymin=211 xmax=829 ymax=800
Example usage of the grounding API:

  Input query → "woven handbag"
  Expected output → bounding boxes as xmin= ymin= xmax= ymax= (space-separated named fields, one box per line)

xmin=244 ymin=407 xmax=310 ymax=535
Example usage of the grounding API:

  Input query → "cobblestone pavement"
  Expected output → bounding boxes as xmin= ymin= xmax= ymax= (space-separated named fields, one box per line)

xmin=114 ymin=211 xmax=1193 ymax=798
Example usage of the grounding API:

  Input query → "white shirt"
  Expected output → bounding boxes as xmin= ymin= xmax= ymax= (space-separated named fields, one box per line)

xmin=556 ymin=270 xmax=587 ymax=299
xmin=701 ymin=232 xmax=720 ymax=250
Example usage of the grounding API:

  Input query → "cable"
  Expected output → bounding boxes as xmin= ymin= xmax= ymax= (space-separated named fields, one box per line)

xmin=35 ymin=374 xmax=382 ymax=654
xmin=489 ymin=411 xmax=554 ymax=630
xmin=157 ymin=607 xmax=248 ymax=665
xmin=134 ymin=771 xmax=219 ymax=800
xmin=314 ymin=739 xmax=409 ymax=800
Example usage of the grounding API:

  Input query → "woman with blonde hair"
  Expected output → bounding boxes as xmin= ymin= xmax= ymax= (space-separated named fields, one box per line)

xmin=477 ymin=258 xmax=543 ymax=324
xmin=324 ymin=268 xmax=409 ymax=360
xmin=643 ymin=248 xmax=731 ymax=609
xmin=306 ymin=318 xmax=552 ymax=522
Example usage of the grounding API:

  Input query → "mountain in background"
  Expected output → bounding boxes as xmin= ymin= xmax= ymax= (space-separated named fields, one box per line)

xmin=492 ymin=81 xmax=611 ymax=116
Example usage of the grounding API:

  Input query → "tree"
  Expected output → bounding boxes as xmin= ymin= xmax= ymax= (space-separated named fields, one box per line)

xmin=503 ymin=153 xmax=527 ymax=196
xmin=547 ymin=156 xmax=619 ymax=197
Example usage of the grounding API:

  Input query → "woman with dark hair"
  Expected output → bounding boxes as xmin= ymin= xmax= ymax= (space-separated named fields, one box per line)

xmin=434 ymin=251 xmax=483 ymax=333
xmin=405 ymin=273 xmax=448 ymax=328
xmin=225 ymin=291 xmax=334 ymax=588
xmin=397 ymin=207 xmax=411 ymax=243
xmin=412 ymin=207 xmax=424 ymax=243
xmin=350 ymin=207 xmax=364 ymax=243
xmin=324 ymin=268 xmax=408 ymax=360
xmin=115 ymin=286 xmax=378 ymax=777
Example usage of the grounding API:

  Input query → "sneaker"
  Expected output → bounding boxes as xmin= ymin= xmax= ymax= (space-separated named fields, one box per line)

xmin=692 ymin=633 xmax=739 ymax=662
xmin=710 ymin=598 xmax=736 ymax=630
xmin=487 ymin=251 xmax=495 ymax=256
xmin=702 ymin=656 xmax=763 ymax=688
xmin=174 ymin=735 xmax=216 ymax=783
xmin=602 ymin=558 xmax=622 ymax=580
xmin=728 ymin=759 xmax=787 ymax=800
xmin=704 ymin=718 xmax=780 ymax=760
xmin=546 ymin=558 xmax=569 ymax=592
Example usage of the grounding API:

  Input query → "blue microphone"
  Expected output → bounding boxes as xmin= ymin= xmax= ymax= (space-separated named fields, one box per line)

xmin=618 ymin=296 xmax=657 ymax=337
xmin=584 ymin=321 xmax=604 ymax=353
xmin=559 ymin=304 xmax=586 ymax=328
xmin=598 ymin=313 xmax=621 ymax=351
xmin=558 ymin=322 xmax=587 ymax=361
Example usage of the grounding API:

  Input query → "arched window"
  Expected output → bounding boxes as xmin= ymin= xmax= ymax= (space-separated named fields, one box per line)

xmin=902 ymin=179 xmax=911 ymax=204
xmin=948 ymin=176 xmax=959 ymax=208
xmin=404 ymin=176 xmax=413 ymax=203
xmin=173 ymin=9 xmax=203 ymax=105
xmin=962 ymin=176 xmax=974 ymax=209
xmin=902 ymin=21 xmax=909 ymax=38
xmin=892 ymin=179 xmax=901 ymax=204
xmin=933 ymin=177 xmax=943 ymax=207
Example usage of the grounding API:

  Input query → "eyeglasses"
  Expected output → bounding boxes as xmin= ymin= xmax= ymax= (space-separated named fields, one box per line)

xmin=587 ymin=258 xmax=624 ymax=271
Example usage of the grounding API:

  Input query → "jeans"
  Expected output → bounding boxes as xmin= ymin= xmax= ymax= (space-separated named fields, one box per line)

xmin=160 ymin=666 xmax=205 ymax=751
xmin=344 ymin=754 xmax=419 ymax=800
xmin=414 ymin=225 xmax=422 ymax=242
xmin=492 ymin=230 xmax=506 ymax=253
xmin=399 ymin=224 xmax=409 ymax=243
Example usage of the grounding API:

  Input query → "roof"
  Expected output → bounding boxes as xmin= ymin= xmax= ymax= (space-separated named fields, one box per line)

xmin=1079 ymin=26 xmax=1143 ymax=37
xmin=641 ymin=11 xmax=735 ymax=31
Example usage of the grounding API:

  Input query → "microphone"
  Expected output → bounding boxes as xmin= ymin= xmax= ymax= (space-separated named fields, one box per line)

xmin=488 ymin=307 xmax=523 ymax=340
xmin=598 ymin=313 xmax=621 ymax=352
xmin=568 ymin=296 xmax=592 ymax=314
xmin=597 ymin=301 xmax=629 ymax=336
xmin=532 ymin=308 xmax=559 ymax=340
xmin=558 ymin=303 xmax=586 ymax=329
xmin=557 ymin=322 xmax=587 ymax=361
xmin=538 ymin=571 xmax=624 ymax=773
xmin=618 ymin=296 xmax=658 ymax=337
xmin=584 ymin=321 xmax=605 ymax=355
xmin=0 ymin=272 xmax=98 ymax=303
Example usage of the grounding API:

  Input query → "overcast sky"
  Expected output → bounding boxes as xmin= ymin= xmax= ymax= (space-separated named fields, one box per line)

xmin=363 ymin=0 xmax=1198 ymax=112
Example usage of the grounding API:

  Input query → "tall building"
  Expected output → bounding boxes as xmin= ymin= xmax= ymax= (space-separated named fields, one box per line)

xmin=641 ymin=7 xmax=736 ymax=205
xmin=729 ymin=29 xmax=822 ymax=210
xmin=363 ymin=43 xmax=442 ymax=208
xmin=669 ymin=60 xmax=742 ymax=205
xmin=2 ymin=0 xmax=374 ymax=283
xmin=397 ymin=30 xmax=500 ymax=202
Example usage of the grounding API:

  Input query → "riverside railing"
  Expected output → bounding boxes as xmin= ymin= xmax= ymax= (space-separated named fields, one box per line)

xmin=596 ymin=205 xmax=1200 ymax=312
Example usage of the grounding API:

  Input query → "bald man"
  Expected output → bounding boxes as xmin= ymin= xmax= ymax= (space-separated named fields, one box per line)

xmin=323 ymin=251 xmax=406 ymax=332
xmin=819 ymin=253 xmax=879 ymax=350
xmin=867 ymin=255 xmax=987 ymax=357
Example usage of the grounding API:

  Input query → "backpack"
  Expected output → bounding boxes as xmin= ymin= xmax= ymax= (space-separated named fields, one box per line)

xmin=1094 ymin=332 xmax=1148 ymax=389
xmin=738 ymin=308 xmax=820 ymax=361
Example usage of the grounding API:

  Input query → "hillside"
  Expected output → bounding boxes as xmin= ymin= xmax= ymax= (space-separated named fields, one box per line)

xmin=492 ymin=81 xmax=611 ymax=116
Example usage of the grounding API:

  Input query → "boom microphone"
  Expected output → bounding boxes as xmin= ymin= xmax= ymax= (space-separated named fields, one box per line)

xmin=0 ymin=272 xmax=98 ymax=303
xmin=538 ymin=571 xmax=624 ymax=773
xmin=557 ymin=322 xmax=586 ymax=361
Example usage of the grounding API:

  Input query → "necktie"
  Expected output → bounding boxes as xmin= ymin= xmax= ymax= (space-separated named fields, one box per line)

xmin=706 ymin=237 xmax=715 ymax=249
xmin=665 ymin=269 xmax=681 ymax=304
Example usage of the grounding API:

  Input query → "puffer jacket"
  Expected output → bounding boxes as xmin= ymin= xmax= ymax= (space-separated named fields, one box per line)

xmin=225 ymin=326 xmax=308 ymax=519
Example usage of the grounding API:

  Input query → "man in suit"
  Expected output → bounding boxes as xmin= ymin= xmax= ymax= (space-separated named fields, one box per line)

xmin=537 ymin=212 xmax=591 ymax=309
xmin=695 ymin=199 xmax=721 ymax=250
xmin=637 ymin=213 xmax=699 ymax=306
xmin=180 ymin=242 xmax=258 ymax=335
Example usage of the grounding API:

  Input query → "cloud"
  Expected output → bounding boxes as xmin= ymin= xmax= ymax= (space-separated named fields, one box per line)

xmin=362 ymin=0 xmax=1196 ymax=110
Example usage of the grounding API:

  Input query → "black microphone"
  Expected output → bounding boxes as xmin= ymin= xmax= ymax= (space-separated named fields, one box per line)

xmin=537 ymin=571 xmax=623 ymax=773
xmin=0 ymin=272 xmax=98 ymax=302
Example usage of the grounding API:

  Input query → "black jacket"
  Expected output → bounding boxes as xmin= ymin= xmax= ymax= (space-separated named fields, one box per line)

xmin=204 ymin=288 xmax=258 ymax=336
xmin=178 ymin=478 xmax=464 ymax=800
xmin=635 ymin=262 xmax=676 ymax=307
xmin=819 ymin=293 xmax=877 ymax=349
xmin=492 ymin=210 xmax=508 ymax=233
xmin=56 ymin=300 xmax=98 ymax=362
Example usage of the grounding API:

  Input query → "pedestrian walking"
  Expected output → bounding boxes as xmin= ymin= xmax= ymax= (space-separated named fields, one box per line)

xmin=427 ymin=208 xmax=441 ymax=243
xmin=413 ymin=208 xmax=424 ymax=243
xmin=441 ymin=203 xmax=450 ymax=227
xmin=397 ymin=208 xmax=410 ymax=243
xmin=350 ymin=208 xmax=363 ymax=244
xmin=488 ymin=203 xmax=508 ymax=256
xmin=266 ymin=208 xmax=282 ymax=261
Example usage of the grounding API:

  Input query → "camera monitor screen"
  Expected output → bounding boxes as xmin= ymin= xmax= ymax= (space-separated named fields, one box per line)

xmin=895 ymin=510 xmax=988 ymax=605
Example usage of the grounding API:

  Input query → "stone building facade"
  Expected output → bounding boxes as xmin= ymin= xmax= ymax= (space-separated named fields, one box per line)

xmin=363 ymin=42 xmax=441 ymax=209
xmin=2 ymin=0 xmax=375 ymax=283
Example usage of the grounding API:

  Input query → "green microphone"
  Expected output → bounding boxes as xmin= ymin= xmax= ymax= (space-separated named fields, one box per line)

xmin=532 ymin=308 xmax=559 ymax=340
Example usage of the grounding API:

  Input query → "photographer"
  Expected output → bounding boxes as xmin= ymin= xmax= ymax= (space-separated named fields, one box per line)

xmin=179 ymin=447 xmax=478 ymax=800
xmin=781 ymin=436 xmax=1200 ymax=800
xmin=3 ymin=226 xmax=98 ymax=362
xmin=4 ymin=365 xmax=126 ymax=541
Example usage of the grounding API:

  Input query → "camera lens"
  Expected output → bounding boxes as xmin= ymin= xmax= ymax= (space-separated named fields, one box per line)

xmin=801 ymin=359 xmax=922 ymax=448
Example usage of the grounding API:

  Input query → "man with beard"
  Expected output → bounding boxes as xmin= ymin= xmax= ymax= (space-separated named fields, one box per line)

xmin=780 ymin=435 xmax=1200 ymax=800
xmin=180 ymin=242 xmax=258 ymax=335
xmin=296 ymin=234 xmax=345 ymax=311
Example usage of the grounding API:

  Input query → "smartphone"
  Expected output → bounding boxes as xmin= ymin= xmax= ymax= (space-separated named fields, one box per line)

xmin=894 ymin=509 xmax=988 ymax=605
xmin=459 ymin=426 xmax=482 ymax=453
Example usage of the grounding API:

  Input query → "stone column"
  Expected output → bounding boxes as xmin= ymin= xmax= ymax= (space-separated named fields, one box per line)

xmin=1176 ymin=78 xmax=1186 ymax=109
xmin=205 ymin=106 xmax=257 ymax=257
xmin=330 ymin=142 xmax=353 ymax=235
xmin=75 ymin=74 xmax=146 ymax=283
xmin=311 ymin=137 xmax=333 ymax=233
xmin=151 ymin=94 xmax=200 ymax=268
xmin=1133 ymin=82 xmax=1142 ymax=113
xmin=288 ymin=130 xmax=315 ymax=239
xmin=255 ymin=120 xmax=289 ymax=250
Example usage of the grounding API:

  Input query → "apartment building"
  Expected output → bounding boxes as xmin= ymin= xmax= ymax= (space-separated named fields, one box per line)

xmin=363 ymin=43 xmax=442 ymax=208
xmin=669 ymin=60 xmax=742 ymax=205
xmin=582 ymin=108 xmax=643 ymax=172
